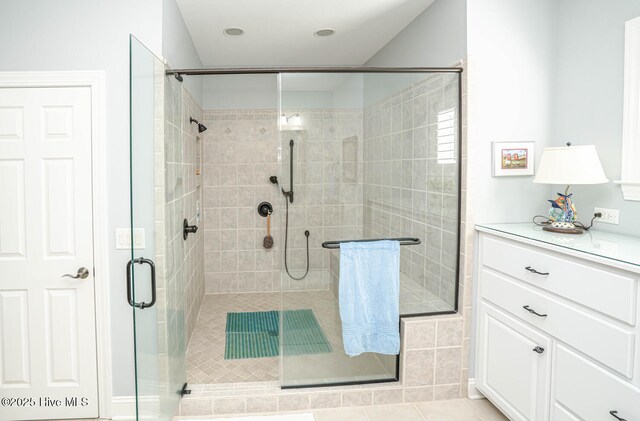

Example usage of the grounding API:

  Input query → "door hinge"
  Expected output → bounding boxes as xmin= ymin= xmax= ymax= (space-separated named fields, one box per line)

xmin=179 ymin=382 xmax=191 ymax=397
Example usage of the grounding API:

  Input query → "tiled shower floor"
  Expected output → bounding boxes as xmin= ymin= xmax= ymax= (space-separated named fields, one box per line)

xmin=186 ymin=283 xmax=453 ymax=385
xmin=186 ymin=292 xmax=281 ymax=384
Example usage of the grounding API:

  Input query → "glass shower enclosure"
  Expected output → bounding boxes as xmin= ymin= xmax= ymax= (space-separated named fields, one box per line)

xmin=130 ymin=34 xmax=461 ymax=419
xmin=129 ymin=36 xmax=187 ymax=421
xmin=278 ymin=71 xmax=461 ymax=387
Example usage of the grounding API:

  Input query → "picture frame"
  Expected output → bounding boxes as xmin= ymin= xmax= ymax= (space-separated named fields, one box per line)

xmin=492 ymin=141 xmax=535 ymax=177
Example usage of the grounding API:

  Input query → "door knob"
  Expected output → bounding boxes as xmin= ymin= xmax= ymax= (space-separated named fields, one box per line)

xmin=62 ymin=267 xmax=90 ymax=279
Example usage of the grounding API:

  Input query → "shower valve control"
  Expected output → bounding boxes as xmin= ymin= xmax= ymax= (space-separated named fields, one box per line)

xmin=258 ymin=202 xmax=273 ymax=217
xmin=183 ymin=218 xmax=198 ymax=240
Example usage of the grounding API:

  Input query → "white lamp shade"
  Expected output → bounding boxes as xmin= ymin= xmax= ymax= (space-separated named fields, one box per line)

xmin=533 ymin=145 xmax=609 ymax=185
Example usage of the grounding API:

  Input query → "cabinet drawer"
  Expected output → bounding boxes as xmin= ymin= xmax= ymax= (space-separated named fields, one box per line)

xmin=481 ymin=235 xmax=637 ymax=325
xmin=481 ymin=268 xmax=636 ymax=377
xmin=553 ymin=344 xmax=640 ymax=421
xmin=552 ymin=404 xmax=580 ymax=421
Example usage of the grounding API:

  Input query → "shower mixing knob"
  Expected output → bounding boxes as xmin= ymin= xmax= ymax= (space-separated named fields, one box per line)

xmin=258 ymin=202 xmax=273 ymax=217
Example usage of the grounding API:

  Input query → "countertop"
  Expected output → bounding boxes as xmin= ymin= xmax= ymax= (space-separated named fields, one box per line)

xmin=476 ymin=222 xmax=640 ymax=274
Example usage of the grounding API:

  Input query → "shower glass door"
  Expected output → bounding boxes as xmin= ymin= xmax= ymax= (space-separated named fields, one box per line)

xmin=278 ymin=72 xmax=395 ymax=387
xmin=278 ymin=71 xmax=461 ymax=387
xmin=129 ymin=35 xmax=185 ymax=420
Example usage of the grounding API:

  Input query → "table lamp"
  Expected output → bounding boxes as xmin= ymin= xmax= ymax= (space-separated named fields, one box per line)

xmin=533 ymin=143 xmax=608 ymax=234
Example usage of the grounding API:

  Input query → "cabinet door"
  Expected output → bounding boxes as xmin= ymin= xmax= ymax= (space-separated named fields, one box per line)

xmin=477 ymin=301 xmax=552 ymax=421
xmin=552 ymin=344 xmax=640 ymax=421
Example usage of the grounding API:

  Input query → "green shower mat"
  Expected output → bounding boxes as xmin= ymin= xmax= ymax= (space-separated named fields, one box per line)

xmin=224 ymin=309 xmax=332 ymax=359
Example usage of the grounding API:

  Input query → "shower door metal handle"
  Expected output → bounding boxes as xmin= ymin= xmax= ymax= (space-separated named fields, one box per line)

xmin=126 ymin=257 xmax=157 ymax=309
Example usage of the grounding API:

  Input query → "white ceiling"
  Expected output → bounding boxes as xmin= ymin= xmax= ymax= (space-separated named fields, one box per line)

xmin=176 ymin=0 xmax=436 ymax=67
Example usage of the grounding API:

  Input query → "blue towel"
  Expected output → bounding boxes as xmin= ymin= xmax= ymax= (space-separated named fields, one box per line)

xmin=339 ymin=240 xmax=400 ymax=356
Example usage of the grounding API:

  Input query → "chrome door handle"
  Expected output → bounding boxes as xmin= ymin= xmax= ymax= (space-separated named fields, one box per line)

xmin=62 ymin=267 xmax=90 ymax=279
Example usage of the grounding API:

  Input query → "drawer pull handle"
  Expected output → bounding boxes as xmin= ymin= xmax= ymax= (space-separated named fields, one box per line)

xmin=525 ymin=266 xmax=549 ymax=276
xmin=523 ymin=305 xmax=548 ymax=318
xmin=532 ymin=346 xmax=545 ymax=354
xmin=609 ymin=411 xmax=626 ymax=421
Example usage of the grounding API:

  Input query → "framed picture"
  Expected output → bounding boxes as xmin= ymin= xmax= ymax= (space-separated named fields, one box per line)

xmin=492 ymin=141 xmax=535 ymax=176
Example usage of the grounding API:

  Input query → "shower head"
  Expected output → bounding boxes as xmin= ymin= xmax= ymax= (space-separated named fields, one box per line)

xmin=189 ymin=117 xmax=208 ymax=133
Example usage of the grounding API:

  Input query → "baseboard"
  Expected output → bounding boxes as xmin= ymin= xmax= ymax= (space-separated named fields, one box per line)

xmin=467 ymin=378 xmax=485 ymax=400
xmin=111 ymin=395 xmax=162 ymax=420
xmin=111 ymin=396 xmax=136 ymax=420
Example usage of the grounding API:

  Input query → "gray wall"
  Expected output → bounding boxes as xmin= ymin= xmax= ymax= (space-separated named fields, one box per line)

xmin=466 ymin=0 xmax=557 ymax=225
xmin=365 ymin=0 xmax=467 ymax=67
xmin=202 ymin=75 xmax=278 ymax=109
xmin=553 ymin=0 xmax=640 ymax=236
xmin=162 ymin=0 xmax=203 ymax=105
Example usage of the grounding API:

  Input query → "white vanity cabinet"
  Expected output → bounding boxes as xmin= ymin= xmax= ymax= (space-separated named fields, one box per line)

xmin=474 ymin=224 xmax=640 ymax=421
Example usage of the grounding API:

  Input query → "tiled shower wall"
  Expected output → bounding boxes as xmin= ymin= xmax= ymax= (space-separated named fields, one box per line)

xmin=201 ymin=110 xmax=281 ymax=294
xmin=154 ymin=72 xmax=205 ymax=386
xmin=201 ymin=109 xmax=363 ymax=294
xmin=362 ymin=74 xmax=459 ymax=306
xmin=281 ymin=109 xmax=364 ymax=291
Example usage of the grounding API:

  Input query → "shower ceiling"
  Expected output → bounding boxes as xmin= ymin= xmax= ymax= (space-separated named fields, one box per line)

xmin=176 ymin=0 xmax=435 ymax=66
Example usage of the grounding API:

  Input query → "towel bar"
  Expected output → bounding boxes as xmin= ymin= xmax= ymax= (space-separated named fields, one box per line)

xmin=321 ymin=237 xmax=421 ymax=249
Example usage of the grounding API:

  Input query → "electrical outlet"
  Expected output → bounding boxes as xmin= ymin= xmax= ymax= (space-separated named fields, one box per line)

xmin=594 ymin=207 xmax=619 ymax=225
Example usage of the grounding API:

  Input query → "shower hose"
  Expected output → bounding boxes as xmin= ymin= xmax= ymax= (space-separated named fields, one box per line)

xmin=283 ymin=197 xmax=310 ymax=280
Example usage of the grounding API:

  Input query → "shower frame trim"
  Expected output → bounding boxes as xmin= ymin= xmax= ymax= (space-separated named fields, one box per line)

xmin=181 ymin=66 xmax=464 ymax=389
xmin=165 ymin=66 xmax=463 ymax=76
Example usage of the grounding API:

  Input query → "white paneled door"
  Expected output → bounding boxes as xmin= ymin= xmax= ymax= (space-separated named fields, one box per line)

xmin=0 ymin=87 xmax=98 ymax=420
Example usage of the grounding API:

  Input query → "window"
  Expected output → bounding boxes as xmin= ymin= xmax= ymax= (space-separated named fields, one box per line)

xmin=437 ymin=107 xmax=456 ymax=164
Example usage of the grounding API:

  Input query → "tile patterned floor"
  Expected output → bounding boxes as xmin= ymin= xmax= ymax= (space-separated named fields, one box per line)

xmin=186 ymin=292 xmax=281 ymax=384
xmin=186 ymin=279 xmax=453 ymax=386
xmin=175 ymin=398 xmax=508 ymax=420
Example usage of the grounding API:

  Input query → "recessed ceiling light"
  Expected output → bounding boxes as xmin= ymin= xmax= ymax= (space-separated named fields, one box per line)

xmin=314 ymin=28 xmax=335 ymax=37
xmin=224 ymin=27 xmax=244 ymax=37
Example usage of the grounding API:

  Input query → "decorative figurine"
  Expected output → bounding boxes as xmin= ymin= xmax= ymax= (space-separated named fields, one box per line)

xmin=548 ymin=192 xmax=577 ymax=223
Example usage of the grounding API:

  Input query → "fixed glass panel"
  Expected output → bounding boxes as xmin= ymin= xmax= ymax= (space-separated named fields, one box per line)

xmin=363 ymin=72 xmax=461 ymax=314
xmin=279 ymin=71 xmax=460 ymax=387
xmin=130 ymin=35 xmax=185 ymax=420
